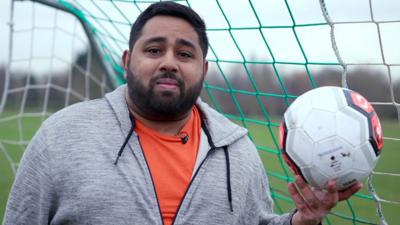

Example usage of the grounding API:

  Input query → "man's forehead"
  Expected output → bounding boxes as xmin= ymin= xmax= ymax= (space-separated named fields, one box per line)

xmin=143 ymin=15 xmax=193 ymax=28
xmin=139 ymin=16 xmax=199 ymax=43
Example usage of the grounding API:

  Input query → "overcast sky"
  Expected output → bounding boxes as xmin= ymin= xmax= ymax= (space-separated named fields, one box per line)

xmin=1 ymin=0 xmax=399 ymax=77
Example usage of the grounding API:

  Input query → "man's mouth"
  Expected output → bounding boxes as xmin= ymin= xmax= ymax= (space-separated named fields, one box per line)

xmin=155 ymin=78 xmax=180 ymax=90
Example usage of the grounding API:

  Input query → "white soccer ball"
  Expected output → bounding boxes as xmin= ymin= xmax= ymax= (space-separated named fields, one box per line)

xmin=279 ymin=86 xmax=383 ymax=190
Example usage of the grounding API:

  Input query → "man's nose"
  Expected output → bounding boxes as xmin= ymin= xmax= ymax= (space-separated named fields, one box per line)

xmin=159 ymin=51 xmax=178 ymax=73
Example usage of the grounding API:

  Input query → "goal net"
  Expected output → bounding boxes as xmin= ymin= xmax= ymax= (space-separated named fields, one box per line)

xmin=1 ymin=0 xmax=399 ymax=224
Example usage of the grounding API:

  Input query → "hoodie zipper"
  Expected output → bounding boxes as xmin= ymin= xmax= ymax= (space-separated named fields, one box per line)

xmin=133 ymin=119 xmax=231 ymax=225
xmin=171 ymin=146 xmax=216 ymax=225
xmin=138 ymin=134 xmax=216 ymax=225
xmin=137 ymin=137 xmax=165 ymax=225
xmin=171 ymin=119 xmax=233 ymax=224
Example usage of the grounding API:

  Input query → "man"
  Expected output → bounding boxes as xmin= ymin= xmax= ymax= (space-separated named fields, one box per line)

xmin=4 ymin=2 xmax=361 ymax=225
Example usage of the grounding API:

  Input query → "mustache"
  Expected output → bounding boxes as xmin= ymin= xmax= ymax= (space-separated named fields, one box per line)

xmin=150 ymin=72 xmax=184 ymax=86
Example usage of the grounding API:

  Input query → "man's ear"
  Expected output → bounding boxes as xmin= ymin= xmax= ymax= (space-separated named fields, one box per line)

xmin=203 ymin=60 xmax=208 ymax=77
xmin=122 ymin=50 xmax=130 ymax=71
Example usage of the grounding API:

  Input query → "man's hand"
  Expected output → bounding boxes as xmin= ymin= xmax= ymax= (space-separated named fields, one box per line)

xmin=289 ymin=175 xmax=362 ymax=225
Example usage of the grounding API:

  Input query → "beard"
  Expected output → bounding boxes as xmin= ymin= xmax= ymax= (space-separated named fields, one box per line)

xmin=126 ymin=68 xmax=204 ymax=121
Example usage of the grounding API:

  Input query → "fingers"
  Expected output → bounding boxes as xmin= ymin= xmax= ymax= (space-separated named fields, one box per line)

xmin=289 ymin=176 xmax=360 ymax=212
xmin=294 ymin=176 xmax=319 ymax=209
xmin=288 ymin=176 xmax=339 ymax=225
xmin=290 ymin=177 xmax=339 ymax=209
xmin=325 ymin=179 xmax=338 ymax=193
xmin=323 ymin=180 xmax=339 ymax=208
xmin=288 ymin=181 xmax=306 ymax=210
xmin=287 ymin=177 xmax=361 ymax=225
xmin=338 ymin=181 xmax=363 ymax=201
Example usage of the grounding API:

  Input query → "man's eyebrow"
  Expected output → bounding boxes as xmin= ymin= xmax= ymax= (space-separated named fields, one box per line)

xmin=176 ymin=38 xmax=196 ymax=50
xmin=142 ymin=36 xmax=197 ymax=51
xmin=143 ymin=36 xmax=167 ymax=46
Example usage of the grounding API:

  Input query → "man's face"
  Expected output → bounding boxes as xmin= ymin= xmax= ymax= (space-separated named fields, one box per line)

xmin=123 ymin=16 xmax=208 ymax=120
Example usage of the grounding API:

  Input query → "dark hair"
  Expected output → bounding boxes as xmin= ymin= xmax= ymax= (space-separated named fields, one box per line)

xmin=129 ymin=1 xmax=209 ymax=58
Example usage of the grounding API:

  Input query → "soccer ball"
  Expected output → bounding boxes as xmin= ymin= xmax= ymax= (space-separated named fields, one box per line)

xmin=279 ymin=86 xmax=383 ymax=190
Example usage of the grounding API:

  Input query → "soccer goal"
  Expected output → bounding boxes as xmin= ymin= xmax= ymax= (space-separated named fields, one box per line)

xmin=1 ymin=0 xmax=399 ymax=224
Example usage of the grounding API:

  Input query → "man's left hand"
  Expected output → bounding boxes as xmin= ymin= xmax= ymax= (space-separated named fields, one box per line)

xmin=289 ymin=175 xmax=363 ymax=225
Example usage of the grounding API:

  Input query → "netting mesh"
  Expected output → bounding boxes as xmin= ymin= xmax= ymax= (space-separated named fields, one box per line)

xmin=1 ymin=0 xmax=400 ymax=224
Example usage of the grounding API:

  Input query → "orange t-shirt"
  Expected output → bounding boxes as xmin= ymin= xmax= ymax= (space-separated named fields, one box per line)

xmin=135 ymin=107 xmax=201 ymax=225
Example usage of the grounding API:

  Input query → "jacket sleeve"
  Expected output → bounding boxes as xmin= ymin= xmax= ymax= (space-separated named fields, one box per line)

xmin=4 ymin=126 xmax=56 ymax=225
xmin=243 ymin=143 xmax=296 ymax=225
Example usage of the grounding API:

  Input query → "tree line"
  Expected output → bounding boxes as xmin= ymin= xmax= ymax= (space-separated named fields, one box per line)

xmin=1 ymin=51 xmax=399 ymax=119
xmin=202 ymin=62 xmax=399 ymax=119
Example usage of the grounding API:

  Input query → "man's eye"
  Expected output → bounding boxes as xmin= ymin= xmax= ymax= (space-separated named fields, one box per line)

xmin=178 ymin=51 xmax=193 ymax=58
xmin=146 ymin=48 xmax=161 ymax=54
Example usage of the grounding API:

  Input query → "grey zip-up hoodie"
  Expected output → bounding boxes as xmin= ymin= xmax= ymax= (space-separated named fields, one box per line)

xmin=4 ymin=85 xmax=294 ymax=225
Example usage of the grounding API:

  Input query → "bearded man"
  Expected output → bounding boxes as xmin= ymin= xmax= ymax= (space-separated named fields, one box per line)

xmin=4 ymin=2 xmax=361 ymax=225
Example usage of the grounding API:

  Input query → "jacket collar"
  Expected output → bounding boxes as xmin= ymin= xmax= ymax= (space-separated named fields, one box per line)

xmin=105 ymin=84 xmax=248 ymax=148
xmin=195 ymin=99 xmax=248 ymax=148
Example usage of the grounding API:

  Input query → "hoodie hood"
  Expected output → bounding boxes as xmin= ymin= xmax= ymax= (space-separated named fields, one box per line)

xmin=195 ymin=99 xmax=248 ymax=147
xmin=104 ymin=84 xmax=248 ymax=147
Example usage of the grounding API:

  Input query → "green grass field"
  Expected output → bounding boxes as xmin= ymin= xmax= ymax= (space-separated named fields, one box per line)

xmin=0 ymin=115 xmax=399 ymax=224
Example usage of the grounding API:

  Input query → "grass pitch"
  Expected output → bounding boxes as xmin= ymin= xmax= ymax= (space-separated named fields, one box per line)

xmin=0 ymin=115 xmax=399 ymax=224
